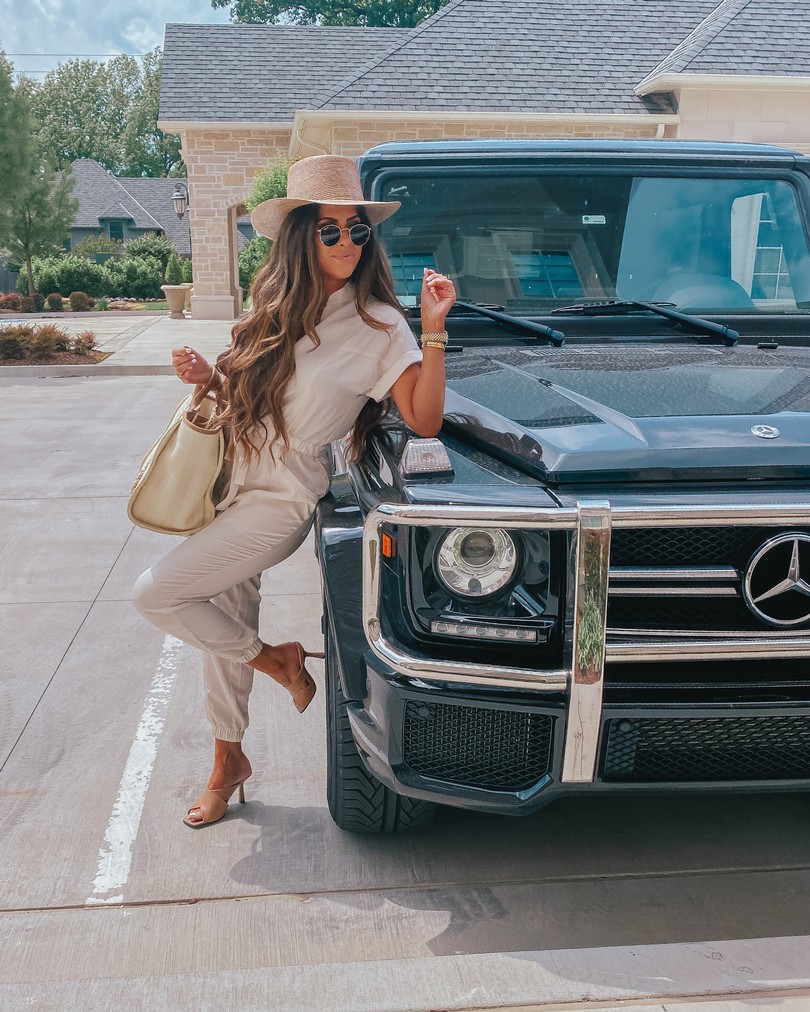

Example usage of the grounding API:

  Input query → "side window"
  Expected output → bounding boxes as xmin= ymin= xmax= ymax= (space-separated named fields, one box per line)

xmin=108 ymin=220 xmax=125 ymax=241
xmin=732 ymin=192 xmax=796 ymax=307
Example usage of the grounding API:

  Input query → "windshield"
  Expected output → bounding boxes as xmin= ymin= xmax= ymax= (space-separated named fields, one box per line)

xmin=377 ymin=171 xmax=810 ymax=315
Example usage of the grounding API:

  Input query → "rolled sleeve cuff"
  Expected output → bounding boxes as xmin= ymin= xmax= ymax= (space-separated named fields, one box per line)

xmin=367 ymin=348 xmax=422 ymax=402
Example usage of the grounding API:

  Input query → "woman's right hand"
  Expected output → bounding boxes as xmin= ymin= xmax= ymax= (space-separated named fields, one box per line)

xmin=171 ymin=345 xmax=216 ymax=385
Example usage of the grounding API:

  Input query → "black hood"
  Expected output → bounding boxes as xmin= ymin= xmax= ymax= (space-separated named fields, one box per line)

xmin=442 ymin=344 xmax=810 ymax=483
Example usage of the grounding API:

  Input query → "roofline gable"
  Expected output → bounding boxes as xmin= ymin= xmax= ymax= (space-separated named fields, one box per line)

xmin=636 ymin=0 xmax=751 ymax=90
xmin=315 ymin=0 xmax=466 ymax=109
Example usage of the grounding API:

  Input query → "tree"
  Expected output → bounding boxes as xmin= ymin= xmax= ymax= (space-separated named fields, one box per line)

xmin=4 ymin=162 xmax=78 ymax=295
xmin=28 ymin=57 xmax=137 ymax=171
xmin=246 ymin=157 xmax=290 ymax=211
xmin=210 ymin=0 xmax=449 ymax=26
xmin=0 ymin=53 xmax=35 ymax=232
xmin=121 ymin=49 xmax=183 ymax=177
xmin=27 ymin=50 xmax=182 ymax=177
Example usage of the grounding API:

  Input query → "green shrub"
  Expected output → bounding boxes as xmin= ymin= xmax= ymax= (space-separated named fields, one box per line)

xmin=71 ymin=330 xmax=97 ymax=355
xmin=23 ymin=256 xmax=106 ymax=297
xmin=72 ymin=234 xmax=122 ymax=259
xmin=180 ymin=258 xmax=193 ymax=283
xmin=124 ymin=232 xmax=176 ymax=270
xmin=164 ymin=252 xmax=183 ymax=286
xmin=95 ymin=298 xmax=109 ymax=311
xmin=103 ymin=255 xmax=163 ymax=299
xmin=19 ymin=258 xmax=61 ymax=297
xmin=239 ymin=236 xmax=271 ymax=292
xmin=60 ymin=258 xmax=105 ymax=297
xmin=45 ymin=292 xmax=63 ymax=311
xmin=0 ymin=332 xmax=26 ymax=359
xmin=69 ymin=291 xmax=93 ymax=312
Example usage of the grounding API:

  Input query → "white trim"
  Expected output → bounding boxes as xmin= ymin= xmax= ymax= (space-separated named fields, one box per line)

xmin=637 ymin=73 xmax=810 ymax=96
xmin=296 ymin=109 xmax=680 ymax=125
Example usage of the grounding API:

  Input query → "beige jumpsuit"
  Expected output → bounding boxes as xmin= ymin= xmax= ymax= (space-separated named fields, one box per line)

xmin=133 ymin=283 xmax=421 ymax=740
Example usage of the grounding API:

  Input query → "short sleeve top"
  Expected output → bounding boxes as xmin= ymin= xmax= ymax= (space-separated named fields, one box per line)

xmin=282 ymin=281 xmax=422 ymax=448
xmin=224 ymin=282 xmax=422 ymax=506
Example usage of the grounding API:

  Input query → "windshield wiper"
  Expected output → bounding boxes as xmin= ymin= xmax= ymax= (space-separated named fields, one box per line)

xmin=451 ymin=300 xmax=565 ymax=346
xmin=551 ymin=300 xmax=738 ymax=346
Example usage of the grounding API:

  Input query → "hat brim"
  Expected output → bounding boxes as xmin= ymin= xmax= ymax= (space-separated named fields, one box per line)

xmin=250 ymin=197 xmax=400 ymax=240
xmin=251 ymin=195 xmax=400 ymax=238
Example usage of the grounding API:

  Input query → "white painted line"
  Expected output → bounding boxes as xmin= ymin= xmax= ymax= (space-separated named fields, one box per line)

xmin=86 ymin=634 xmax=183 ymax=905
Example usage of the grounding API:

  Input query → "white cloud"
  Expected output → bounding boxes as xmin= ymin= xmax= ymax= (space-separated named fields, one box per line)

xmin=121 ymin=18 xmax=164 ymax=54
xmin=1 ymin=0 xmax=231 ymax=76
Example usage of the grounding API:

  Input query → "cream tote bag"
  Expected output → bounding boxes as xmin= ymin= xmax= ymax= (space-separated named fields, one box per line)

xmin=128 ymin=385 xmax=226 ymax=536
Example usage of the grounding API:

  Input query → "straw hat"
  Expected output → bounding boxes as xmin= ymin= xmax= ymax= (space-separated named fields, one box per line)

xmin=250 ymin=155 xmax=401 ymax=239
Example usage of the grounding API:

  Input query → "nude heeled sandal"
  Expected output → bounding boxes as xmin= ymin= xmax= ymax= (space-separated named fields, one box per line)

xmin=283 ymin=641 xmax=324 ymax=714
xmin=183 ymin=774 xmax=251 ymax=829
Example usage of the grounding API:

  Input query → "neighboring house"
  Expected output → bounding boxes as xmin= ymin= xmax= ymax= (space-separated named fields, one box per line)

xmin=158 ymin=0 xmax=810 ymax=318
xmin=66 ymin=158 xmax=253 ymax=258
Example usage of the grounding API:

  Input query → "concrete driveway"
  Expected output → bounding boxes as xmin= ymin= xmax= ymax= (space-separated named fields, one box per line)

xmin=1 ymin=350 xmax=810 ymax=1009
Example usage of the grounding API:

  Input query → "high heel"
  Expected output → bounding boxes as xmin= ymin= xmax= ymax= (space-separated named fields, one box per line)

xmin=283 ymin=641 xmax=324 ymax=714
xmin=183 ymin=773 xmax=250 ymax=829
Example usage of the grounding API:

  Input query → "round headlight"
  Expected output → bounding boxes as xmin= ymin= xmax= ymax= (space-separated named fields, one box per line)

xmin=435 ymin=528 xmax=518 ymax=599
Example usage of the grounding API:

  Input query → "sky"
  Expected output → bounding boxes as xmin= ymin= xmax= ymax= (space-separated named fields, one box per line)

xmin=0 ymin=0 xmax=232 ymax=78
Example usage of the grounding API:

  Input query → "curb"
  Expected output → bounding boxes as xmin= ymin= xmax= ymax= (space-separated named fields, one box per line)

xmin=0 ymin=364 xmax=175 ymax=378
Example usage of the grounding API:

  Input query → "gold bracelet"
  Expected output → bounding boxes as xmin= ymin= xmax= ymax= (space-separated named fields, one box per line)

xmin=422 ymin=340 xmax=447 ymax=350
xmin=421 ymin=331 xmax=448 ymax=342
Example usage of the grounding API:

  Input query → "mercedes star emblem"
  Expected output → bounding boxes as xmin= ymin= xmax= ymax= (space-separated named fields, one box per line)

xmin=743 ymin=533 xmax=810 ymax=627
xmin=751 ymin=424 xmax=780 ymax=439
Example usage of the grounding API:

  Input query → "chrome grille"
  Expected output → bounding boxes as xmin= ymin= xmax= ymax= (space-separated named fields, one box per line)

xmin=607 ymin=525 xmax=810 ymax=642
xmin=610 ymin=527 xmax=775 ymax=568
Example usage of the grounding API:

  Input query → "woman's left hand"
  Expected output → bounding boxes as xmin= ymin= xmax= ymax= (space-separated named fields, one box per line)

xmin=421 ymin=268 xmax=456 ymax=329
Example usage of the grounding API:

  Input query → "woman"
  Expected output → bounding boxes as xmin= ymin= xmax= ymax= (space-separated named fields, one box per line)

xmin=133 ymin=155 xmax=456 ymax=828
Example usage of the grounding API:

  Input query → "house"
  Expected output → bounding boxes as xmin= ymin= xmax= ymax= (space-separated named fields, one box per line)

xmin=158 ymin=0 xmax=810 ymax=319
xmin=66 ymin=158 xmax=253 ymax=258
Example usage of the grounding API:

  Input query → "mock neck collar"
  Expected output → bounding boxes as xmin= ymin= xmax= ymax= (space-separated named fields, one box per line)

xmin=321 ymin=281 xmax=355 ymax=320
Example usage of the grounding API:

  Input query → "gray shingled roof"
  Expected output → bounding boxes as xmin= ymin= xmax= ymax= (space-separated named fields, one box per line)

xmin=641 ymin=0 xmax=810 ymax=80
xmin=69 ymin=159 xmax=162 ymax=231
xmin=316 ymin=0 xmax=720 ymax=114
xmin=122 ymin=176 xmax=193 ymax=255
xmin=67 ymin=161 xmax=257 ymax=257
xmin=159 ymin=23 xmax=410 ymax=122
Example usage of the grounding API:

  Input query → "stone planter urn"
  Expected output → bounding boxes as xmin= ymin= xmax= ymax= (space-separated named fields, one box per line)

xmin=161 ymin=284 xmax=187 ymax=320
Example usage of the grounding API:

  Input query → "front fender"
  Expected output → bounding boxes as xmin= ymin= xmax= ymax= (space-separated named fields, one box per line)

xmin=315 ymin=482 xmax=370 ymax=702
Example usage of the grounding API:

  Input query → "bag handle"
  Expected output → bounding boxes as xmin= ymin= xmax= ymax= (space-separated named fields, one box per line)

xmin=191 ymin=370 xmax=220 ymax=406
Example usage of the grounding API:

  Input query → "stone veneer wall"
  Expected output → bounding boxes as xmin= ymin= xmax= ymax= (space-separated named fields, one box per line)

xmin=328 ymin=118 xmax=661 ymax=157
xmin=182 ymin=128 xmax=291 ymax=316
xmin=676 ymin=87 xmax=810 ymax=155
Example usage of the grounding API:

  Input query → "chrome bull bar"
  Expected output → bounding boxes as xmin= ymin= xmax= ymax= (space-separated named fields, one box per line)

xmin=362 ymin=499 xmax=810 ymax=785
xmin=362 ymin=500 xmax=611 ymax=784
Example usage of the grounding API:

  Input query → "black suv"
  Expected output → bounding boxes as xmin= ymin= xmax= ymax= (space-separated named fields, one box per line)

xmin=315 ymin=139 xmax=810 ymax=833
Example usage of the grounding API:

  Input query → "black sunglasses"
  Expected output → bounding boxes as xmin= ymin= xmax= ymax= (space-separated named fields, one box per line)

xmin=317 ymin=223 xmax=372 ymax=247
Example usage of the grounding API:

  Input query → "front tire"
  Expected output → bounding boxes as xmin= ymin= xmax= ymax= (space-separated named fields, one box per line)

xmin=325 ymin=631 xmax=437 ymax=834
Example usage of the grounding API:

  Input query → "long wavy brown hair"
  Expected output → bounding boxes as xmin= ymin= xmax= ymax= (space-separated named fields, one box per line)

xmin=215 ymin=203 xmax=405 ymax=463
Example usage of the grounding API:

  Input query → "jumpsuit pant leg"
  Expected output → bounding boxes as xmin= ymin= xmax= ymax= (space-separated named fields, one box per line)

xmin=132 ymin=490 xmax=314 ymax=740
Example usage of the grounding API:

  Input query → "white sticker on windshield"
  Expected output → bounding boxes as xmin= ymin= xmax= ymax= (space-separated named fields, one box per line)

xmin=582 ymin=214 xmax=606 ymax=225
